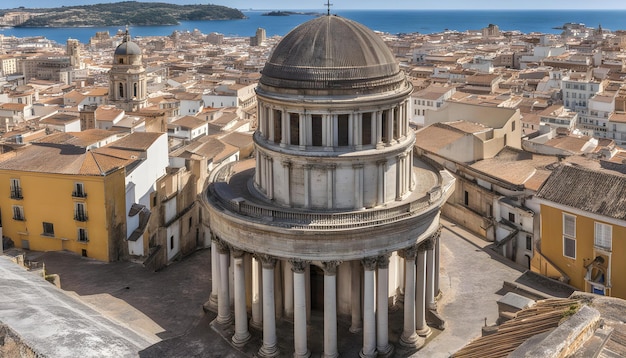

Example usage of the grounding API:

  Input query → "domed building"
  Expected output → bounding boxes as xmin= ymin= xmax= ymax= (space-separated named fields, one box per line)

xmin=108 ymin=28 xmax=148 ymax=112
xmin=204 ymin=14 xmax=454 ymax=358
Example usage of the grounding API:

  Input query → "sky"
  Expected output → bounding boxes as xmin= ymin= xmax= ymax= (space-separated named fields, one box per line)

xmin=3 ymin=0 xmax=626 ymax=10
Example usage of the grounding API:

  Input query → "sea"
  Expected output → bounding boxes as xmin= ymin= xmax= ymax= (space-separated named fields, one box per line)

xmin=2 ymin=9 xmax=626 ymax=44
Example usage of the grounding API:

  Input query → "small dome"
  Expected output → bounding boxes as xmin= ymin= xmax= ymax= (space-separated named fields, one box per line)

xmin=115 ymin=40 xmax=141 ymax=56
xmin=259 ymin=15 xmax=405 ymax=94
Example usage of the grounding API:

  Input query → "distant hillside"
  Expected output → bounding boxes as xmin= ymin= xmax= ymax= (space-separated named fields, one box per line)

xmin=2 ymin=1 xmax=246 ymax=27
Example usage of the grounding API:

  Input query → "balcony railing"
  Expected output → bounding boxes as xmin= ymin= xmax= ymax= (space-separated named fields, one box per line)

xmin=10 ymin=187 xmax=22 ymax=199
xmin=208 ymin=183 xmax=445 ymax=231
xmin=72 ymin=191 xmax=87 ymax=198
xmin=74 ymin=211 xmax=88 ymax=222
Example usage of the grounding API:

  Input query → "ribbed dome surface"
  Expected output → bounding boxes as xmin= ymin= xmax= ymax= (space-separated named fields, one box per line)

xmin=114 ymin=41 xmax=142 ymax=56
xmin=260 ymin=15 xmax=404 ymax=93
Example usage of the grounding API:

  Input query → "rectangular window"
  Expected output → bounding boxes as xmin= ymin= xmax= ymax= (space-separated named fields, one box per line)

xmin=526 ymin=235 xmax=533 ymax=251
xmin=12 ymin=205 xmax=24 ymax=221
xmin=594 ymin=222 xmax=612 ymax=251
xmin=464 ymin=190 xmax=469 ymax=206
xmin=10 ymin=178 xmax=22 ymax=199
xmin=273 ymin=109 xmax=282 ymax=144
xmin=563 ymin=213 xmax=576 ymax=259
xmin=508 ymin=212 xmax=515 ymax=223
xmin=381 ymin=110 xmax=389 ymax=143
xmin=73 ymin=182 xmax=86 ymax=198
xmin=312 ymin=115 xmax=323 ymax=146
xmin=77 ymin=228 xmax=88 ymax=242
xmin=362 ymin=113 xmax=372 ymax=145
xmin=43 ymin=222 xmax=54 ymax=237
xmin=289 ymin=113 xmax=299 ymax=146
xmin=74 ymin=202 xmax=88 ymax=221
xmin=337 ymin=114 xmax=349 ymax=146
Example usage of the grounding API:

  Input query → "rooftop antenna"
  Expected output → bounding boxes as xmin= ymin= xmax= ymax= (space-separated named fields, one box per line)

xmin=324 ymin=0 xmax=333 ymax=15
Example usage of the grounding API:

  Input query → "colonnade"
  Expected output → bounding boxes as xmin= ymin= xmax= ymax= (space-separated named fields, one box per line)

xmin=257 ymin=100 xmax=411 ymax=150
xmin=207 ymin=229 xmax=442 ymax=357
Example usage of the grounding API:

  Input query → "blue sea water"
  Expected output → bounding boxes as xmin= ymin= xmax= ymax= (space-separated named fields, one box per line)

xmin=2 ymin=9 xmax=626 ymax=44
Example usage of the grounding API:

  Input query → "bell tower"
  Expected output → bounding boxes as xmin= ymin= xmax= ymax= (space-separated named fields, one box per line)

xmin=109 ymin=27 xmax=147 ymax=112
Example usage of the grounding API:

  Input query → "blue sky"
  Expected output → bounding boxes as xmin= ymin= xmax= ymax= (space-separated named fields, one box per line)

xmin=2 ymin=0 xmax=626 ymax=10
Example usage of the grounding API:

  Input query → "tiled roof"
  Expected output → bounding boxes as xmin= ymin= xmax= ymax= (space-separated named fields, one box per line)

xmin=536 ymin=164 xmax=626 ymax=220
xmin=108 ymin=132 xmax=163 ymax=152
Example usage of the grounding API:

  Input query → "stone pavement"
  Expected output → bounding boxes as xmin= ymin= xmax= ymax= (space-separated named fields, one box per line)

xmin=13 ymin=218 xmax=568 ymax=357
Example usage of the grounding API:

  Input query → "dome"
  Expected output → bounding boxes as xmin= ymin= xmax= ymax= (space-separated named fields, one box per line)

xmin=114 ymin=40 xmax=141 ymax=56
xmin=259 ymin=15 xmax=405 ymax=94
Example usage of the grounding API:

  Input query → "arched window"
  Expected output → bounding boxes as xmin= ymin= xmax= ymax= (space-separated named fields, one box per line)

xmin=119 ymin=83 xmax=124 ymax=98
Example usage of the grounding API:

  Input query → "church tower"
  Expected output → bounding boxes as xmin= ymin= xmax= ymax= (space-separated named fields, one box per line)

xmin=108 ymin=28 xmax=147 ymax=112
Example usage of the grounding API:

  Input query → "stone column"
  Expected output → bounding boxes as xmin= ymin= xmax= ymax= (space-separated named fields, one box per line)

xmin=304 ymin=164 xmax=312 ymax=209
xmin=354 ymin=164 xmax=364 ymax=208
xmin=216 ymin=240 xmax=233 ymax=325
xmin=299 ymin=113 xmax=306 ymax=150
xmin=425 ymin=239 xmax=436 ymax=310
xmin=255 ymin=152 xmax=261 ymax=187
xmin=376 ymin=255 xmax=394 ymax=357
xmin=268 ymin=108 xmax=275 ymax=143
xmin=207 ymin=236 xmax=219 ymax=311
xmin=360 ymin=257 xmax=377 ymax=358
xmin=400 ymin=246 xmax=420 ymax=348
xmin=416 ymin=243 xmax=431 ymax=337
xmin=377 ymin=160 xmax=386 ymax=206
xmin=327 ymin=164 xmax=336 ymax=209
xmin=250 ymin=256 xmax=263 ymax=330
xmin=322 ymin=261 xmax=341 ymax=358
xmin=291 ymin=260 xmax=310 ymax=358
xmin=283 ymin=260 xmax=294 ymax=319
xmin=281 ymin=109 xmax=288 ymax=147
xmin=350 ymin=260 xmax=362 ymax=333
xmin=375 ymin=110 xmax=383 ymax=148
xmin=282 ymin=161 xmax=291 ymax=206
xmin=267 ymin=157 xmax=274 ymax=200
xmin=396 ymin=155 xmax=403 ymax=201
xmin=232 ymin=249 xmax=251 ymax=346
xmin=258 ymin=255 xmax=280 ymax=357
xmin=434 ymin=228 xmax=442 ymax=297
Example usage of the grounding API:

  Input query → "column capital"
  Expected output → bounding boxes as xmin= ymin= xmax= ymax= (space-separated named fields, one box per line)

xmin=216 ymin=238 xmax=230 ymax=254
xmin=361 ymin=257 xmax=378 ymax=271
xmin=289 ymin=259 xmax=309 ymax=273
xmin=322 ymin=260 xmax=342 ymax=275
xmin=352 ymin=163 xmax=364 ymax=169
xmin=303 ymin=164 xmax=313 ymax=170
xmin=376 ymin=159 xmax=387 ymax=166
xmin=281 ymin=160 xmax=292 ymax=168
xmin=420 ymin=238 xmax=434 ymax=251
xmin=231 ymin=247 xmax=246 ymax=259
xmin=256 ymin=253 xmax=278 ymax=269
xmin=402 ymin=245 xmax=419 ymax=260
xmin=430 ymin=225 xmax=442 ymax=242
xmin=377 ymin=254 xmax=391 ymax=269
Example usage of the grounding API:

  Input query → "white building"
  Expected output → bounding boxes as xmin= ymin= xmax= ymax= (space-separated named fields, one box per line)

xmin=203 ymin=15 xmax=454 ymax=357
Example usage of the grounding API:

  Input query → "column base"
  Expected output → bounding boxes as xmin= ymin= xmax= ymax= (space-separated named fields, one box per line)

xmin=203 ymin=294 xmax=219 ymax=313
xmin=376 ymin=344 xmax=394 ymax=358
xmin=349 ymin=323 xmax=362 ymax=334
xmin=322 ymin=352 xmax=339 ymax=358
xmin=359 ymin=348 xmax=377 ymax=358
xmin=258 ymin=344 xmax=280 ymax=358
xmin=294 ymin=350 xmax=311 ymax=358
xmin=216 ymin=313 xmax=233 ymax=326
xmin=249 ymin=318 xmax=263 ymax=330
xmin=399 ymin=332 xmax=423 ymax=349
xmin=232 ymin=331 xmax=251 ymax=348
xmin=416 ymin=326 xmax=432 ymax=338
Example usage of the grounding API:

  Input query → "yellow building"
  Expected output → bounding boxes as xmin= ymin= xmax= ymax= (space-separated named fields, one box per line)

xmin=534 ymin=165 xmax=626 ymax=299
xmin=0 ymin=143 xmax=128 ymax=261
